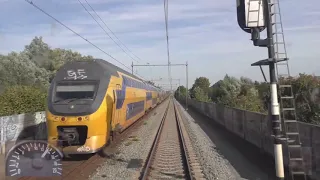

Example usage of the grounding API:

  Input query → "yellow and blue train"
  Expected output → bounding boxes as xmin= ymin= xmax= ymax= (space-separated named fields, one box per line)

xmin=46 ymin=59 xmax=168 ymax=154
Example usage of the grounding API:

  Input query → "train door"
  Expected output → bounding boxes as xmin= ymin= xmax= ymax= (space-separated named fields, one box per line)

xmin=112 ymin=84 xmax=122 ymax=132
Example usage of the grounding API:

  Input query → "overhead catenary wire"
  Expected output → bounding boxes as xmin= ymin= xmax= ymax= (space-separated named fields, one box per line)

xmin=77 ymin=0 xmax=140 ymax=63
xmin=83 ymin=0 xmax=143 ymax=63
xmin=24 ymin=0 xmax=145 ymax=79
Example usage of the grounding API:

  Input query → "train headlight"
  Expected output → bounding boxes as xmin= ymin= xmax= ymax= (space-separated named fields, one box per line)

xmin=50 ymin=115 xmax=61 ymax=122
xmin=77 ymin=116 xmax=89 ymax=121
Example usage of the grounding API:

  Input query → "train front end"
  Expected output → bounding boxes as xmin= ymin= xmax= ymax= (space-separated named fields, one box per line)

xmin=46 ymin=60 xmax=110 ymax=155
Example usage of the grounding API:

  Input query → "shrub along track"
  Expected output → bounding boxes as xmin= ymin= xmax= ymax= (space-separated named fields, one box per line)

xmin=139 ymin=98 xmax=206 ymax=180
xmin=15 ymin=98 xmax=170 ymax=180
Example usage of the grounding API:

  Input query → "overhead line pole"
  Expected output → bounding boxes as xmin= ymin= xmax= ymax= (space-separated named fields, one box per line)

xmin=164 ymin=0 xmax=171 ymax=91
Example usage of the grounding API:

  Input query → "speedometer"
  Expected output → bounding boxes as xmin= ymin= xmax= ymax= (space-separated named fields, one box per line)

xmin=5 ymin=140 xmax=63 ymax=177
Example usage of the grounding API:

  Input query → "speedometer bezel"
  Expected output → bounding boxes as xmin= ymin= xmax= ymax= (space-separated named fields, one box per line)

xmin=5 ymin=140 xmax=64 ymax=177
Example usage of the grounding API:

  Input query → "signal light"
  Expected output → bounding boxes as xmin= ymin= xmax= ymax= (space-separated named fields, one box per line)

xmin=78 ymin=117 xmax=82 ymax=121
xmin=61 ymin=117 xmax=66 ymax=121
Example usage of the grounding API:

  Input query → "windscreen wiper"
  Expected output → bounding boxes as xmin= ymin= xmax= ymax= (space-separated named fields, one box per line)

xmin=55 ymin=98 xmax=92 ymax=103
xmin=67 ymin=98 xmax=81 ymax=103
xmin=54 ymin=98 xmax=79 ymax=103
xmin=68 ymin=98 xmax=93 ymax=103
xmin=54 ymin=99 xmax=68 ymax=103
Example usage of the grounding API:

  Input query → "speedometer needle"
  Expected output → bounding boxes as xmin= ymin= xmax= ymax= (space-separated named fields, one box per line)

xmin=41 ymin=148 xmax=49 ymax=158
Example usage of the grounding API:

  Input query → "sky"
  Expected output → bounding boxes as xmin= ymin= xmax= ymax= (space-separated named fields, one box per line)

xmin=0 ymin=0 xmax=320 ymax=90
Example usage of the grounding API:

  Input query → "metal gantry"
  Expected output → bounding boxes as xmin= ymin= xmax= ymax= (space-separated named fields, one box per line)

xmin=131 ymin=62 xmax=189 ymax=110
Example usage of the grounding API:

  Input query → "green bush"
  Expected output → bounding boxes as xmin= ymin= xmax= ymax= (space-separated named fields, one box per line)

xmin=0 ymin=85 xmax=47 ymax=116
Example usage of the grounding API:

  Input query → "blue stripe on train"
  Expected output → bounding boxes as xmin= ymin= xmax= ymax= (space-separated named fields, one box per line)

xmin=126 ymin=100 xmax=145 ymax=120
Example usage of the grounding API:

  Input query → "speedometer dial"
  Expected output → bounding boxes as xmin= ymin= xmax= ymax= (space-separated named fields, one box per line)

xmin=5 ymin=140 xmax=63 ymax=177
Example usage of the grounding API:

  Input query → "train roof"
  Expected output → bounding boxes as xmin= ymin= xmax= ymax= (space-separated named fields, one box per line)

xmin=59 ymin=59 xmax=163 ymax=91
xmin=94 ymin=59 xmax=163 ymax=91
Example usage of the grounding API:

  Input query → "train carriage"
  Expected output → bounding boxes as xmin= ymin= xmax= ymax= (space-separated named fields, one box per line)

xmin=46 ymin=59 xmax=165 ymax=155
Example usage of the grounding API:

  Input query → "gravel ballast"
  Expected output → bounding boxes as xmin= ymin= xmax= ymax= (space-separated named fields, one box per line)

xmin=175 ymin=100 xmax=241 ymax=180
xmin=89 ymin=100 xmax=169 ymax=180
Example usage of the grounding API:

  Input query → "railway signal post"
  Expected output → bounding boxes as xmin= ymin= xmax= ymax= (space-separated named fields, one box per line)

xmin=236 ymin=0 xmax=285 ymax=179
xmin=131 ymin=62 xmax=189 ymax=110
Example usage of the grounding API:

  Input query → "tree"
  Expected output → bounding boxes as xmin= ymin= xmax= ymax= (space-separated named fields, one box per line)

xmin=285 ymin=73 xmax=320 ymax=124
xmin=190 ymin=77 xmax=210 ymax=98
xmin=209 ymin=74 xmax=264 ymax=112
xmin=174 ymin=85 xmax=187 ymax=98
xmin=24 ymin=36 xmax=51 ymax=69
xmin=253 ymin=81 xmax=270 ymax=110
xmin=184 ymin=72 xmax=320 ymax=125
xmin=213 ymin=75 xmax=242 ymax=107
xmin=0 ymin=51 xmax=49 ymax=88
xmin=0 ymin=36 xmax=93 ymax=115
xmin=193 ymin=86 xmax=211 ymax=102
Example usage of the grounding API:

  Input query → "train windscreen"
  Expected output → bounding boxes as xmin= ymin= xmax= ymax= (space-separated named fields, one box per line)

xmin=54 ymin=84 xmax=97 ymax=103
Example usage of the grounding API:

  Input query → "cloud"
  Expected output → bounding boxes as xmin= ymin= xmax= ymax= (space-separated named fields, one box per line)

xmin=0 ymin=0 xmax=320 ymax=87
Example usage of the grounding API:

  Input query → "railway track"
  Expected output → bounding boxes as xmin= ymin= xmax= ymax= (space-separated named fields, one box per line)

xmin=11 ymin=98 xmax=170 ymax=180
xmin=139 ymin=98 xmax=206 ymax=180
